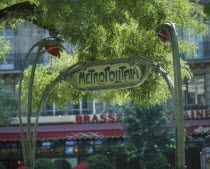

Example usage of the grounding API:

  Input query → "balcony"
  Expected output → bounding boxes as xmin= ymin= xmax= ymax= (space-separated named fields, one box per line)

xmin=182 ymin=42 xmax=210 ymax=61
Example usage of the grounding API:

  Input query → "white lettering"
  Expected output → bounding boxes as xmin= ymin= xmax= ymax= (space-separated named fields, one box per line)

xmin=194 ymin=126 xmax=210 ymax=133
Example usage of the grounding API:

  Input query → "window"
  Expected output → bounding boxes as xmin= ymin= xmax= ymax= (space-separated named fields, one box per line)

xmin=77 ymin=140 xmax=94 ymax=154
xmin=190 ymin=33 xmax=203 ymax=58
xmin=65 ymin=141 xmax=78 ymax=155
xmin=66 ymin=141 xmax=76 ymax=145
xmin=186 ymin=75 xmax=205 ymax=105
xmin=39 ymin=141 xmax=52 ymax=154
xmin=0 ymin=29 xmax=15 ymax=69
xmin=204 ymin=17 xmax=210 ymax=57
xmin=65 ymin=146 xmax=74 ymax=154
xmin=0 ymin=30 xmax=15 ymax=54
xmin=45 ymin=103 xmax=55 ymax=116
xmin=182 ymin=24 xmax=204 ymax=60
xmin=72 ymin=96 xmax=89 ymax=115
xmin=0 ymin=142 xmax=19 ymax=155
xmin=53 ymin=140 xmax=64 ymax=154
xmin=83 ymin=146 xmax=93 ymax=154
xmin=41 ymin=97 xmax=90 ymax=116
xmin=42 ymin=102 xmax=70 ymax=116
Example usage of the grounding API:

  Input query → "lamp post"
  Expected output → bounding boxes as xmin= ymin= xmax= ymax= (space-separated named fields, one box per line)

xmin=156 ymin=22 xmax=185 ymax=169
xmin=18 ymin=35 xmax=63 ymax=169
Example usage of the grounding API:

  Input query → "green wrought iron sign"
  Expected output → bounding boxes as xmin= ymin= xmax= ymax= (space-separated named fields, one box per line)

xmin=65 ymin=57 xmax=154 ymax=91
xmin=18 ymin=28 xmax=175 ymax=169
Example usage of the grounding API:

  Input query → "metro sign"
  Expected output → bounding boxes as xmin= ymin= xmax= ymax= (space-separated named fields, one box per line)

xmin=67 ymin=58 xmax=152 ymax=91
xmin=75 ymin=63 xmax=140 ymax=87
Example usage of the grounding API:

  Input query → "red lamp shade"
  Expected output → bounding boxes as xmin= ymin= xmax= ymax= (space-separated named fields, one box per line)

xmin=45 ymin=45 xmax=61 ymax=58
xmin=159 ymin=30 xmax=170 ymax=45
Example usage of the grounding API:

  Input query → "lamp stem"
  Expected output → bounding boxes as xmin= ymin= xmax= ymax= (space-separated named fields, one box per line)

xmin=169 ymin=24 xmax=185 ymax=169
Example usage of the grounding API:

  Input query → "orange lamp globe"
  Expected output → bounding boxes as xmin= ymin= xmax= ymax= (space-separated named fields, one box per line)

xmin=45 ymin=45 xmax=61 ymax=58
xmin=159 ymin=30 xmax=170 ymax=45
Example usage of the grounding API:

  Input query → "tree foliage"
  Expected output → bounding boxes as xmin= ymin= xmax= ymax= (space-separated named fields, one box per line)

xmin=0 ymin=0 xmax=208 ymax=106
xmin=34 ymin=158 xmax=55 ymax=169
xmin=20 ymin=53 xmax=90 ymax=109
xmin=145 ymin=152 xmax=169 ymax=169
xmin=0 ymin=36 xmax=10 ymax=60
xmin=121 ymin=103 xmax=174 ymax=168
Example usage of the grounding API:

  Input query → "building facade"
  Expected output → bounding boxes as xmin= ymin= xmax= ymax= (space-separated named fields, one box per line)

xmin=180 ymin=16 xmax=210 ymax=169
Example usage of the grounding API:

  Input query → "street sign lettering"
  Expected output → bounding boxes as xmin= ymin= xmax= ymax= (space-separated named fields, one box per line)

xmin=77 ymin=63 xmax=140 ymax=86
xmin=67 ymin=57 xmax=152 ymax=91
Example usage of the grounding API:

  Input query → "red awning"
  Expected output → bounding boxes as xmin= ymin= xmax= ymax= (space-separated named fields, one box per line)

xmin=186 ymin=125 xmax=210 ymax=135
xmin=168 ymin=119 xmax=210 ymax=135
xmin=1 ymin=119 xmax=210 ymax=141
xmin=0 ymin=123 xmax=125 ymax=141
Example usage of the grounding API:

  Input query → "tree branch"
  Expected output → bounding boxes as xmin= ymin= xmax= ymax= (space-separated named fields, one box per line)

xmin=0 ymin=1 xmax=59 ymax=33
xmin=0 ymin=1 xmax=36 ymax=19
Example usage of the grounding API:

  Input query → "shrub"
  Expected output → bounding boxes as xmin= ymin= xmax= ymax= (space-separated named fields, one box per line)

xmin=34 ymin=158 xmax=55 ymax=169
xmin=0 ymin=162 xmax=6 ymax=169
xmin=146 ymin=152 xmax=169 ymax=169
xmin=54 ymin=159 xmax=71 ymax=169
xmin=87 ymin=154 xmax=112 ymax=169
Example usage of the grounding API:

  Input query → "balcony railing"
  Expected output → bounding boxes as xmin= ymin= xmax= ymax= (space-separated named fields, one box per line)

xmin=0 ymin=53 xmax=44 ymax=71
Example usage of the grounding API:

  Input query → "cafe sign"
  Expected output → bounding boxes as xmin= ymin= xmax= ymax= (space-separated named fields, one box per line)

xmin=67 ymin=58 xmax=152 ymax=91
